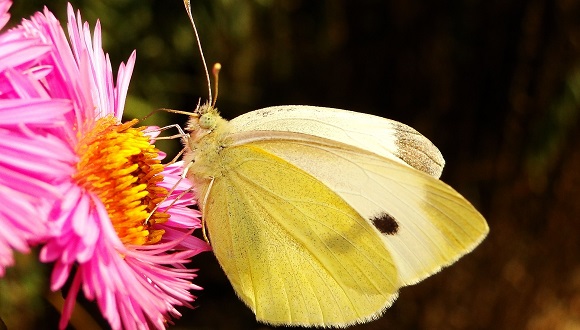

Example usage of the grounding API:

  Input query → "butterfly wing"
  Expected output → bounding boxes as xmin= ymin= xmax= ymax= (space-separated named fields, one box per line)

xmin=228 ymin=131 xmax=488 ymax=286
xmin=229 ymin=105 xmax=445 ymax=178
xmin=195 ymin=107 xmax=487 ymax=326
xmin=203 ymin=143 xmax=400 ymax=327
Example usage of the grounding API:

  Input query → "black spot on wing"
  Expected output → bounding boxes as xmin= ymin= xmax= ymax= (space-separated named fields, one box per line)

xmin=371 ymin=212 xmax=399 ymax=235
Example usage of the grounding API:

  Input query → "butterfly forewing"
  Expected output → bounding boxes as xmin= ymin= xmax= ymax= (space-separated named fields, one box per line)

xmin=229 ymin=133 xmax=489 ymax=286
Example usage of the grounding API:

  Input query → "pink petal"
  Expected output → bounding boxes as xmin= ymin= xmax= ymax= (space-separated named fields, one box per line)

xmin=0 ymin=40 xmax=50 ymax=71
xmin=0 ymin=99 xmax=72 ymax=123
xmin=0 ymin=0 xmax=11 ymax=30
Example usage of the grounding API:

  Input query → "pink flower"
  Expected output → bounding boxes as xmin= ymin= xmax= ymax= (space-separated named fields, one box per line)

xmin=0 ymin=2 xmax=209 ymax=329
xmin=0 ymin=0 xmax=54 ymax=276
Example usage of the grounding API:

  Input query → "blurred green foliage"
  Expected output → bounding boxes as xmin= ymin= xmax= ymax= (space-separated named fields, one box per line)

xmin=0 ymin=252 xmax=47 ymax=329
xmin=3 ymin=1 xmax=580 ymax=329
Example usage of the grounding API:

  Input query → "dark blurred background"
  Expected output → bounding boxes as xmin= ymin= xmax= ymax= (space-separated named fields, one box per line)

xmin=2 ymin=0 xmax=580 ymax=329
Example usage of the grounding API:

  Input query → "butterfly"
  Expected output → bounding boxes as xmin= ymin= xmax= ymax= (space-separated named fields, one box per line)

xmin=179 ymin=1 xmax=488 ymax=327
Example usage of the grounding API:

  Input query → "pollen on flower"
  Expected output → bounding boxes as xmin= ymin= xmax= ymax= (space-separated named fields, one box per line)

xmin=73 ymin=116 xmax=170 ymax=245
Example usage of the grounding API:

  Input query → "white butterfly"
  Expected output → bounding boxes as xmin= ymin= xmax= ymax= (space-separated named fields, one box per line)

xmin=179 ymin=1 xmax=488 ymax=327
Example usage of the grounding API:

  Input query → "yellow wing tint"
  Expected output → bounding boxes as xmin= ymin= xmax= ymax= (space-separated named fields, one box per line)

xmin=203 ymin=144 xmax=399 ymax=327
xmin=239 ymin=134 xmax=489 ymax=286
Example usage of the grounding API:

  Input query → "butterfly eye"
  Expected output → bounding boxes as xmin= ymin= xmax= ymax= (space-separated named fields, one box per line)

xmin=199 ymin=113 xmax=217 ymax=129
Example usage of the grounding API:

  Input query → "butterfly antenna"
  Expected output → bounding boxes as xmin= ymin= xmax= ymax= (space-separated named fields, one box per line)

xmin=212 ymin=63 xmax=221 ymax=107
xmin=183 ymin=0 xmax=212 ymax=103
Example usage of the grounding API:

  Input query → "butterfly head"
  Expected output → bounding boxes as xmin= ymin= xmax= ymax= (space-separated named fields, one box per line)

xmin=185 ymin=102 xmax=227 ymax=147
xmin=182 ymin=101 xmax=229 ymax=184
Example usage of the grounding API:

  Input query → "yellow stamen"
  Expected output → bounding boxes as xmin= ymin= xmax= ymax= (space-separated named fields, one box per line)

xmin=73 ymin=116 xmax=169 ymax=245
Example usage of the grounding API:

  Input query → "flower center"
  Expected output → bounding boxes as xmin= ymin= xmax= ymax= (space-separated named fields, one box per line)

xmin=73 ymin=116 xmax=169 ymax=245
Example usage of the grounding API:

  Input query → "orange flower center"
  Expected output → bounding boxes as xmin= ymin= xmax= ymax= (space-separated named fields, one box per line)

xmin=73 ymin=116 xmax=169 ymax=245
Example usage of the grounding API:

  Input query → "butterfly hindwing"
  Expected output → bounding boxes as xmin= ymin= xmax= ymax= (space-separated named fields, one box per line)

xmin=203 ymin=143 xmax=400 ymax=326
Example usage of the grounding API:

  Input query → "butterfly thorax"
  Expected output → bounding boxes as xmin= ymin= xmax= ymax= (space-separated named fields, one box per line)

xmin=183 ymin=103 xmax=232 ymax=183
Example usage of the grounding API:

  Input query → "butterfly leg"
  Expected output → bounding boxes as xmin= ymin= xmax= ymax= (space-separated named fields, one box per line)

xmin=200 ymin=176 xmax=215 ymax=244
xmin=151 ymin=123 xmax=189 ymax=140
xmin=143 ymin=166 xmax=193 ymax=226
